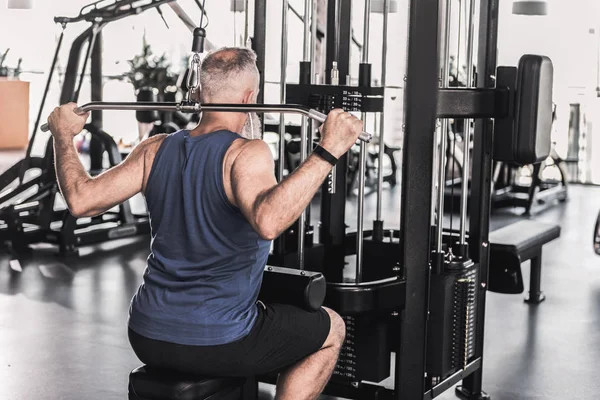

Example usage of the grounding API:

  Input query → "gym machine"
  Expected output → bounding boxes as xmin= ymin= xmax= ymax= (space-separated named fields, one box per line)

xmin=264 ymin=0 xmax=553 ymax=399
xmin=121 ymin=0 xmax=552 ymax=399
xmin=490 ymin=152 xmax=568 ymax=215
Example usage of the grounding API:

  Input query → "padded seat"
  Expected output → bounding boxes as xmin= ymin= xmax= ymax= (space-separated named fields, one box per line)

xmin=128 ymin=366 xmax=247 ymax=400
xmin=489 ymin=220 xmax=560 ymax=303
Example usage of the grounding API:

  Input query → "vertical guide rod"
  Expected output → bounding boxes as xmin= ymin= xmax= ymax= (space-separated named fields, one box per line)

xmin=306 ymin=0 xmax=319 ymax=225
xmin=277 ymin=1 xmax=289 ymax=184
xmin=435 ymin=0 xmax=453 ymax=253
xmin=356 ymin=0 xmax=371 ymax=283
xmin=375 ymin=0 xmax=389 ymax=223
xmin=297 ymin=0 xmax=313 ymax=270
xmin=244 ymin=0 xmax=250 ymax=46
xmin=459 ymin=0 xmax=477 ymax=246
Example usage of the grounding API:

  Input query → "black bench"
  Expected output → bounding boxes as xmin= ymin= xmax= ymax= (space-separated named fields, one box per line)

xmin=128 ymin=266 xmax=325 ymax=400
xmin=488 ymin=220 xmax=561 ymax=303
xmin=128 ymin=366 xmax=254 ymax=400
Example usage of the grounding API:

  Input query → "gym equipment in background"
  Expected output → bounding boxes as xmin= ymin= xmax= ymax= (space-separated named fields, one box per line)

xmin=491 ymin=149 xmax=568 ymax=215
xmin=594 ymin=210 xmax=600 ymax=255
xmin=0 ymin=0 xmax=224 ymax=256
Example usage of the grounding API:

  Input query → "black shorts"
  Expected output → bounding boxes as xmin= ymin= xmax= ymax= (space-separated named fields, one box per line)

xmin=128 ymin=303 xmax=331 ymax=377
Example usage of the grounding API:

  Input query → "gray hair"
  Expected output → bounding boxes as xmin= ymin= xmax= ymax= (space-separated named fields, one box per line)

xmin=200 ymin=47 xmax=259 ymax=102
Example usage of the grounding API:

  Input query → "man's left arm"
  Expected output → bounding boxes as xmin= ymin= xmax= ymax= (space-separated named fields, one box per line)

xmin=53 ymin=136 xmax=151 ymax=218
xmin=48 ymin=103 xmax=159 ymax=218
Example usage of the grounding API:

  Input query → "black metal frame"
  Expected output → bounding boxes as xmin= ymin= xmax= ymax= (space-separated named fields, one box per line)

xmin=0 ymin=0 xmax=191 ymax=256
xmin=456 ymin=0 xmax=500 ymax=397
xmin=396 ymin=0 xmax=440 ymax=398
xmin=319 ymin=0 xmax=353 ymax=280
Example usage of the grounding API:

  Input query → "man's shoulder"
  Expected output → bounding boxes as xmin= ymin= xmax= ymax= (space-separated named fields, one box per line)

xmin=139 ymin=134 xmax=169 ymax=154
xmin=232 ymin=138 xmax=273 ymax=162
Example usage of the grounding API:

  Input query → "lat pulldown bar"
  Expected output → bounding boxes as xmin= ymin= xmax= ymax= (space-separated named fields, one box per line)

xmin=40 ymin=102 xmax=373 ymax=142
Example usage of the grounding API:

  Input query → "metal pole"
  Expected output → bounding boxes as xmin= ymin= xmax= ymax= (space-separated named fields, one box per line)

xmin=253 ymin=0 xmax=267 ymax=104
xmin=375 ymin=0 xmax=389 ymax=224
xmin=303 ymin=0 xmax=312 ymax=60
xmin=278 ymin=0 xmax=289 ymax=183
xmin=74 ymin=24 xmax=100 ymax=102
xmin=435 ymin=0 xmax=453 ymax=253
xmin=20 ymin=24 xmax=66 ymax=182
xmin=459 ymin=0 xmax=477 ymax=247
xmin=275 ymin=0 xmax=290 ymax=258
xmin=306 ymin=0 xmax=319 ymax=226
xmin=311 ymin=0 xmax=318 ymax=79
xmin=458 ymin=0 xmax=499 ymax=394
xmin=298 ymin=0 xmax=313 ymax=270
xmin=362 ymin=0 xmax=371 ymax=61
xmin=356 ymin=0 xmax=371 ymax=283
xmin=244 ymin=0 xmax=250 ymax=46
xmin=397 ymin=0 xmax=440 ymax=395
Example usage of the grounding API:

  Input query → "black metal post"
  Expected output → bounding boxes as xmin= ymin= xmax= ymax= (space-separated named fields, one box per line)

xmin=321 ymin=0 xmax=352 ymax=281
xmin=91 ymin=30 xmax=103 ymax=128
xmin=325 ymin=0 xmax=339 ymax=84
xmin=253 ymin=0 xmax=267 ymax=105
xmin=457 ymin=0 xmax=499 ymax=398
xmin=338 ymin=0 xmax=352 ymax=85
xmin=59 ymin=27 xmax=94 ymax=104
xmin=396 ymin=0 xmax=440 ymax=398
xmin=325 ymin=0 xmax=351 ymax=84
xmin=89 ymin=29 xmax=104 ymax=171
xmin=74 ymin=25 xmax=100 ymax=103
xmin=525 ymin=251 xmax=545 ymax=304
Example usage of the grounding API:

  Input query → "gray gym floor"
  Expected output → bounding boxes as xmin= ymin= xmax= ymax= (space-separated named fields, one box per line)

xmin=1 ymin=173 xmax=599 ymax=399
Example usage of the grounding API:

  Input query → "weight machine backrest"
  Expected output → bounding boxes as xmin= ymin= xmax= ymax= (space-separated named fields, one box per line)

xmin=494 ymin=55 xmax=553 ymax=165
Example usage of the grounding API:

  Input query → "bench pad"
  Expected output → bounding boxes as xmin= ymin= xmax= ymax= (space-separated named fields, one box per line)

xmin=128 ymin=366 xmax=246 ymax=400
xmin=490 ymin=220 xmax=560 ymax=254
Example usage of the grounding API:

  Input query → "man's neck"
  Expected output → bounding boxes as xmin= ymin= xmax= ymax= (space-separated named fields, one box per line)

xmin=191 ymin=112 xmax=244 ymax=136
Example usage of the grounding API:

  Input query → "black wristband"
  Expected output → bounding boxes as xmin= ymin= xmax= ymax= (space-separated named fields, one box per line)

xmin=313 ymin=145 xmax=338 ymax=166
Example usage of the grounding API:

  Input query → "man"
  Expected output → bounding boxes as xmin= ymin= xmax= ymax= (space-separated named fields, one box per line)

xmin=47 ymin=47 xmax=363 ymax=400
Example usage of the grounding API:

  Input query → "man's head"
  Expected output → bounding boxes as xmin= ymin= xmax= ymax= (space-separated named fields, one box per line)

xmin=199 ymin=47 xmax=261 ymax=139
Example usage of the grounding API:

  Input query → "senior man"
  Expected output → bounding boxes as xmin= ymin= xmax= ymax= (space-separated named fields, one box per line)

xmin=47 ymin=47 xmax=363 ymax=400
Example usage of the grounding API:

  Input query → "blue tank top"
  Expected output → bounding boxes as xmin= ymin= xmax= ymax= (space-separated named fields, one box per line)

xmin=128 ymin=130 xmax=271 ymax=346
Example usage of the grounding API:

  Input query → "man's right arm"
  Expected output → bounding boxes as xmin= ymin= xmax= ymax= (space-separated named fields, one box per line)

xmin=231 ymin=109 xmax=363 ymax=240
xmin=231 ymin=141 xmax=335 ymax=240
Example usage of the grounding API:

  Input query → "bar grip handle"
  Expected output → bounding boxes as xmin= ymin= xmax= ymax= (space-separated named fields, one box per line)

xmin=307 ymin=109 xmax=372 ymax=142
xmin=40 ymin=106 xmax=86 ymax=132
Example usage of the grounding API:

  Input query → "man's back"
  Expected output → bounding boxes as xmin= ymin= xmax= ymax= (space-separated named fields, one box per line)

xmin=128 ymin=130 xmax=271 ymax=346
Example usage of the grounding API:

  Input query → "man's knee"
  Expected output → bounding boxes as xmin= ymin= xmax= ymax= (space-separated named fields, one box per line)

xmin=322 ymin=307 xmax=346 ymax=349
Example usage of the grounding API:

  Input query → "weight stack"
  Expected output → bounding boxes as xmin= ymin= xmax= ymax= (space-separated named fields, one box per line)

xmin=427 ymin=263 xmax=478 ymax=379
xmin=331 ymin=315 xmax=390 ymax=384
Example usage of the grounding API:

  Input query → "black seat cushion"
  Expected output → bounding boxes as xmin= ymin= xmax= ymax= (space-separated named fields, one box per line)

xmin=490 ymin=220 xmax=561 ymax=254
xmin=128 ymin=365 xmax=246 ymax=400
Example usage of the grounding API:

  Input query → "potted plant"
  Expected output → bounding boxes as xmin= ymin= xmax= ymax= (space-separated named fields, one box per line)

xmin=125 ymin=35 xmax=178 ymax=141
xmin=0 ymin=48 xmax=23 ymax=79
xmin=125 ymin=34 xmax=178 ymax=97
